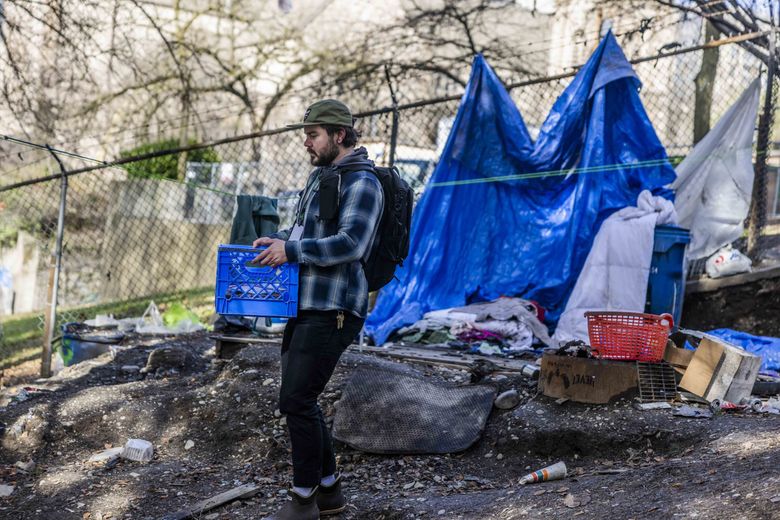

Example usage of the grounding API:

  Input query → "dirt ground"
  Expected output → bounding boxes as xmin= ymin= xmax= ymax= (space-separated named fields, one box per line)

xmin=683 ymin=274 xmax=780 ymax=337
xmin=1 ymin=331 xmax=779 ymax=520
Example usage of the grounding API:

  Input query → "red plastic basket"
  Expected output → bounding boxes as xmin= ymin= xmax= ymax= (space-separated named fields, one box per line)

xmin=585 ymin=311 xmax=674 ymax=363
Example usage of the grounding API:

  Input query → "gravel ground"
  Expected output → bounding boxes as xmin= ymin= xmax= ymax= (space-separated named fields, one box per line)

xmin=1 ymin=331 xmax=779 ymax=520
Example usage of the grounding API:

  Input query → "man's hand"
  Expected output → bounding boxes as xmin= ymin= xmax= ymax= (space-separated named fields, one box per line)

xmin=252 ymin=237 xmax=288 ymax=267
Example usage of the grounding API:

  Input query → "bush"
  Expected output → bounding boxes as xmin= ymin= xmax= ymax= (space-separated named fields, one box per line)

xmin=119 ymin=138 xmax=220 ymax=180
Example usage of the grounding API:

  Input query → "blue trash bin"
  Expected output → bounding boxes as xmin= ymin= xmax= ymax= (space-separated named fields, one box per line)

xmin=59 ymin=323 xmax=125 ymax=366
xmin=645 ymin=226 xmax=691 ymax=326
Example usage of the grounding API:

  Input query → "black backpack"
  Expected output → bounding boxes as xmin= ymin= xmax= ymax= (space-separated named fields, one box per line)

xmin=363 ymin=165 xmax=413 ymax=291
xmin=329 ymin=163 xmax=413 ymax=291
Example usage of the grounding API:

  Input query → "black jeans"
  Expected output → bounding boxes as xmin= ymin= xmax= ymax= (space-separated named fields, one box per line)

xmin=279 ymin=310 xmax=364 ymax=487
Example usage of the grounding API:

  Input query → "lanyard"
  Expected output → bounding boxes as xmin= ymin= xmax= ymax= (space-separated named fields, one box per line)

xmin=295 ymin=169 xmax=321 ymax=226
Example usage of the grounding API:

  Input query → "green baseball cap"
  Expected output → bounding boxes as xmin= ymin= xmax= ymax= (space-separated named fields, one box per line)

xmin=286 ymin=99 xmax=353 ymax=129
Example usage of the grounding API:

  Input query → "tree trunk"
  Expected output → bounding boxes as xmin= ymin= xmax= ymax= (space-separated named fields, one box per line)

xmin=747 ymin=33 xmax=777 ymax=259
xmin=693 ymin=21 xmax=719 ymax=145
xmin=174 ymin=0 xmax=190 ymax=182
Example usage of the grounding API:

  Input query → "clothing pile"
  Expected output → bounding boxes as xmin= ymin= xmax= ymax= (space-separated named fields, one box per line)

xmin=393 ymin=297 xmax=553 ymax=356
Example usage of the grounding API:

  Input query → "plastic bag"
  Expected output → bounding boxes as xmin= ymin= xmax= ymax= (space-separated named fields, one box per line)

xmin=85 ymin=314 xmax=120 ymax=328
xmin=135 ymin=301 xmax=170 ymax=335
xmin=162 ymin=302 xmax=203 ymax=333
xmin=705 ymin=245 xmax=752 ymax=278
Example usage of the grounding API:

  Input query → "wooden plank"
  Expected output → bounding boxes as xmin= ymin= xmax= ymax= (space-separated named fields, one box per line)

xmin=210 ymin=335 xmax=280 ymax=345
xmin=352 ymin=344 xmax=539 ymax=374
xmin=161 ymin=483 xmax=259 ymax=520
xmin=212 ymin=335 xmax=280 ymax=359
xmin=686 ymin=265 xmax=780 ymax=294
xmin=680 ymin=338 xmax=725 ymax=398
xmin=664 ymin=344 xmax=694 ymax=369
xmin=703 ymin=346 xmax=740 ymax=402
xmin=723 ymin=352 xmax=763 ymax=403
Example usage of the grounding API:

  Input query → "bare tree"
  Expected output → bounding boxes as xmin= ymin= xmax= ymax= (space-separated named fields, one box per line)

xmin=656 ymin=0 xmax=779 ymax=72
xmin=301 ymin=0 xmax=552 ymax=110
xmin=694 ymin=19 xmax=720 ymax=144
xmin=0 ymin=0 xmax=380 ymax=155
xmin=0 ymin=1 xmax=103 ymax=140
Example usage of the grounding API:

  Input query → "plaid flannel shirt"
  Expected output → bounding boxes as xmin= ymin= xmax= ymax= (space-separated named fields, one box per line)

xmin=271 ymin=158 xmax=383 ymax=318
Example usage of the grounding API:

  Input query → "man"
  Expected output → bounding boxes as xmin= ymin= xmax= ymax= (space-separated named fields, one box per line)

xmin=255 ymin=99 xmax=384 ymax=520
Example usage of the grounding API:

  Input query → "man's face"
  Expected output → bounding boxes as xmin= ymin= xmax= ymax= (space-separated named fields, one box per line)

xmin=304 ymin=126 xmax=340 ymax=166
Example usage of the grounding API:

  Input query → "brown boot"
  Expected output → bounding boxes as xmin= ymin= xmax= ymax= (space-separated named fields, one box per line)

xmin=263 ymin=487 xmax=319 ymax=520
xmin=317 ymin=476 xmax=346 ymax=516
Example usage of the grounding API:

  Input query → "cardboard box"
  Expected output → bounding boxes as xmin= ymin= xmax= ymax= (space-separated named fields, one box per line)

xmin=540 ymin=354 xmax=638 ymax=404
xmin=678 ymin=336 xmax=761 ymax=403
xmin=663 ymin=341 xmax=694 ymax=375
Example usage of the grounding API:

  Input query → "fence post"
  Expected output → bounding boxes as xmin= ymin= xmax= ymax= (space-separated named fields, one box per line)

xmin=40 ymin=146 xmax=68 ymax=378
xmin=384 ymin=64 xmax=400 ymax=168
xmin=747 ymin=30 xmax=777 ymax=259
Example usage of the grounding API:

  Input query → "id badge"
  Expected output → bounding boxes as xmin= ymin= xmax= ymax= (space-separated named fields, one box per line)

xmin=289 ymin=224 xmax=304 ymax=241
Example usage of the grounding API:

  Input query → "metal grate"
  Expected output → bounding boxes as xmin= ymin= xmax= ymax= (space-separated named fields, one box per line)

xmin=332 ymin=365 xmax=495 ymax=454
xmin=636 ymin=361 xmax=678 ymax=402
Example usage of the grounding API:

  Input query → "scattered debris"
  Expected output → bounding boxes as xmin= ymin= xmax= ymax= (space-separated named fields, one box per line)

xmin=2 ymin=313 xmax=779 ymax=518
xmin=185 ymin=440 xmax=195 ymax=451
xmin=14 ymin=460 xmax=35 ymax=473
xmin=88 ymin=447 xmax=123 ymax=465
xmin=677 ymin=390 xmax=710 ymax=405
xmin=762 ymin=397 xmax=780 ymax=414
xmin=673 ymin=405 xmax=713 ymax=419
xmin=0 ymin=484 xmax=14 ymax=497
xmin=555 ymin=340 xmax=592 ymax=358
xmin=519 ymin=461 xmax=567 ymax=485
xmin=160 ymin=483 xmax=259 ymax=520
xmin=634 ymin=401 xmax=672 ymax=411
xmin=709 ymin=398 xmax=762 ymax=413
xmin=590 ymin=468 xmax=630 ymax=475
xmin=494 ymin=389 xmax=520 ymax=410
xmin=84 ymin=314 xmax=120 ymax=329
xmin=11 ymin=386 xmax=52 ymax=403
xmin=142 ymin=346 xmax=190 ymax=374
xmin=520 ymin=364 xmax=540 ymax=379
xmin=752 ymin=378 xmax=780 ymax=396
xmin=563 ymin=491 xmax=591 ymax=508
xmin=122 ymin=439 xmax=154 ymax=462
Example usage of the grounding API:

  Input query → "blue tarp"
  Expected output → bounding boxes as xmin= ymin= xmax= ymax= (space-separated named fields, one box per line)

xmin=366 ymin=32 xmax=677 ymax=345
xmin=707 ymin=329 xmax=780 ymax=372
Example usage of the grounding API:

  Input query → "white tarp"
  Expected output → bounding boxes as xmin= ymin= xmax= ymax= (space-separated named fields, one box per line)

xmin=672 ymin=79 xmax=761 ymax=260
xmin=553 ymin=191 xmax=678 ymax=344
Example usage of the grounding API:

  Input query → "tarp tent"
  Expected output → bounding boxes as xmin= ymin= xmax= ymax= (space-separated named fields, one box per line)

xmin=366 ymin=32 xmax=677 ymax=345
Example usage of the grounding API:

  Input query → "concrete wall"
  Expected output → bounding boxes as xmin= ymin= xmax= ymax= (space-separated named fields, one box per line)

xmin=0 ymin=232 xmax=43 ymax=315
xmin=99 ymin=179 xmax=231 ymax=301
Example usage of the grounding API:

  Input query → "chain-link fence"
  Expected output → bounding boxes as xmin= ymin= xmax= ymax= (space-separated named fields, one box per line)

xmin=0 ymin=35 xmax=777 ymax=365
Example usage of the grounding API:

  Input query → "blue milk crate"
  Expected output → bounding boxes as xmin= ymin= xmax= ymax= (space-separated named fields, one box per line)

xmin=645 ymin=226 xmax=691 ymax=326
xmin=215 ymin=244 xmax=299 ymax=318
